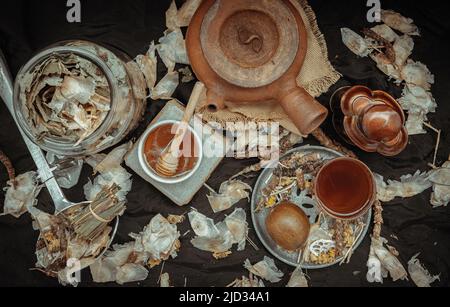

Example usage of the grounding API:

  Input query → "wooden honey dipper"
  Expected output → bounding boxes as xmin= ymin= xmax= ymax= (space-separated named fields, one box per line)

xmin=155 ymin=82 xmax=205 ymax=177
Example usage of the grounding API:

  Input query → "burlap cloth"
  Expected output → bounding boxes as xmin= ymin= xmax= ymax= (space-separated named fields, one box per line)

xmin=196 ymin=0 xmax=341 ymax=135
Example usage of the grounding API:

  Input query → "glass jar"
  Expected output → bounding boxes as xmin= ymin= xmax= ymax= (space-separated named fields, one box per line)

xmin=13 ymin=40 xmax=147 ymax=157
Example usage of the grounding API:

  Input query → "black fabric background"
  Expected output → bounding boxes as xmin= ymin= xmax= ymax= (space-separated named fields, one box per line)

xmin=0 ymin=0 xmax=449 ymax=287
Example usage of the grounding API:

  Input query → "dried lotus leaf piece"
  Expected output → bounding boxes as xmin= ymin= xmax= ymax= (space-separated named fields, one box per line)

xmin=135 ymin=43 xmax=158 ymax=90
xmin=191 ymin=221 xmax=235 ymax=254
xmin=374 ymin=170 xmax=432 ymax=202
xmin=60 ymin=76 xmax=96 ymax=104
xmin=366 ymin=243 xmax=385 ymax=283
xmin=286 ymin=267 xmax=308 ymax=287
xmin=207 ymin=180 xmax=252 ymax=213
xmin=188 ymin=208 xmax=249 ymax=255
xmin=177 ymin=0 xmax=202 ymax=27
xmin=393 ymin=35 xmax=414 ymax=68
xmin=369 ymin=237 xmax=408 ymax=282
xmin=188 ymin=210 xmax=220 ymax=238
xmin=401 ymin=60 xmax=434 ymax=90
xmin=370 ymin=52 xmax=402 ymax=82
xmin=150 ymin=70 xmax=179 ymax=100
xmin=83 ymin=143 xmax=133 ymax=202
xmin=229 ymin=274 xmax=265 ymax=287
xmin=381 ymin=10 xmax=420 ymax=36
xmin=90 ymin=242 xmax=136 ymax=283
xmin=243 ymin=257 xmax=284 ymax=283
xmin=408 ymin=253 xmax=440 ymax=287
xmin=157 ymin=28 xmax=190 ymax=70
xmin=370 ymin=24 xmax=399 ymax=43
xmin=398 ymin=84 xmax=436 ymax=115
xmin=405 ymin=112 xmax=427 ymax=135
xmin=131 ymin=214 xmax=181 ymax=262
xmin=160 ymin=272 xmax=171 ymax=287
xmin=94 ymin=142 xmax=132 ymax=175
xmin=429 ymin=159 xmax=450 ymax=208
xmin=125 ymin=61 xmax=147 ymax=100
xmin=116 ymin=263 xmax=149 ymax=285
xmin=341 ymin=28 xmax=371 ymax=57
xmin=1 ymin=171 xmax=41 ymax=218
xmin=224 ymin=208 xmax=248 ymax=251
xmin=166 ymin=0 xmax=179 ymax=31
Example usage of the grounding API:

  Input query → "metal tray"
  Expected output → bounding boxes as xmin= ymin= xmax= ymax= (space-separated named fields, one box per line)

xmin=251 ymin=145 xmax=372 ymax=269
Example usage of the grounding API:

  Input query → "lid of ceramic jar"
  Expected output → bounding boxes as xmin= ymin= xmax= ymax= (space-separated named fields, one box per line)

xmin=199 ymin=0 xmax=300 ymax=88
xmin=340 ymin=86 xmax=408 ymax=156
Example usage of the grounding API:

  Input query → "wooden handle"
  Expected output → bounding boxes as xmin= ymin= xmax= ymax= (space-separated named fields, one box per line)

xmin=172 ymin=81 xmax=205 ymax=150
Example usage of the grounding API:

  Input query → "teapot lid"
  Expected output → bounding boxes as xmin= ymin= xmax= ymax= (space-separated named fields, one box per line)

xmin=199 ymin=0 xmax=300 ymax=88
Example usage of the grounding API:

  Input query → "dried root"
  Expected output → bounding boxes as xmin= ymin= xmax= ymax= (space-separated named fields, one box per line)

xmin=311 ymin=128 xmax=357 ymax=159
xmin=0 ymin=150 xmax=16 ymax=187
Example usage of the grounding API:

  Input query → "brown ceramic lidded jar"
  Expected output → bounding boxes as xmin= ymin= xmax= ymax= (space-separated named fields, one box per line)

xmin=330 ymin=85 xmax=408 ymax=156
xmin=186 ymin=0 xmax=328 ymax=135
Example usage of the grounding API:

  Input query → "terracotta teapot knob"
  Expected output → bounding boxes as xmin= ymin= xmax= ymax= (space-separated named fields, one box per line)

xmin=361 ymin=105 xmax=402 ymax=142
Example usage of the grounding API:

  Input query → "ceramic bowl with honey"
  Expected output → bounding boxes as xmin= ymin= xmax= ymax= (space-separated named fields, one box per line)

xmin=138 ymin=120 xmax=203 ymax=184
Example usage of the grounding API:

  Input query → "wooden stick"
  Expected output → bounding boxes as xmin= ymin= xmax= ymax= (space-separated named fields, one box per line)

xmin=424 ymin=122 xmax=441 ymax=168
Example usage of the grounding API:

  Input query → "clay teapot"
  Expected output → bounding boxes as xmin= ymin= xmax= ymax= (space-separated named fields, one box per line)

xmin=186 ymin=0 xmax=328 ymax=135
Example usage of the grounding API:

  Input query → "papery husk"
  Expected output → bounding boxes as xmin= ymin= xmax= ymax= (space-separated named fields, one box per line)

xmin=398 ymin=84 xmax=436 ymax=115
xmin=381 ymin=10 xmax=420 ymax=36
xmin=286 ymin=267 xmax=308 ymax=287
xmin=393 ymin=35 xmax=414 ymax=68
xmin=166 ymin=0 xmax=179 ymax=31
xmin=90 ymin=242 xmax=136 ymax=283
xmin=341 ymin=28 xmax=371 ymax=57
xmin=2 ymin=171 xmax=41 ymax=218
xmin=408 ymin=253 xmax=440 ymax=287
xmin=429 ymin=159 xmax=450 ymax=208
xmin=135 ymin=42 xmax=158 ymax=90
xmin=243 ymin=256 xmax=284 ymax=283
xmin=405 ymin=111 xmax=427 ymax=135
xmin=131 ymin=214 xmax=181 ymax=263
xmin=224 ymin=208 xmax=248 ymax=251
xmin=401 ymin=60 xmax=434 ymax=90
xmin=370 ymin=52 xmax=402 ymax=82
xmin=177 ymin=0 xmax=202 ymax=27
xmin=116 ymin=263 xmax=149 ymax=285
xmin=83 ymin=142 xmax=133 ymax=202
xmin=46 ymin=153 xmax=83 ymax=189
xmin=229 ymin=274 xmax=265 ymax=288
xmin=150 ymin=70 xmax=179 ymax=100
xmin=207 ymin=180 xmax=252 ymax=213
xmin=374 ymin=171 xmax=432 ymax=202
xmin=188 ymin=209 xmax=246 ymax=255
xmin=368 ymin=237 xmax=408 ymax=282
xmin=370 ymin=24 xmax=399 ymax=43
xmin=160 ymin=272 xmax=171 ymax=287
xmin=157 ymin=28 xmax=190 ymax=70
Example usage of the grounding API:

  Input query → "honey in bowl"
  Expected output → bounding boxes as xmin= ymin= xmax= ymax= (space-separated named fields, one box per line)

xmin=315 ymin=157 xmax=374 ymax=218
xmin=144 ymin=123 xmax=199 ymax=178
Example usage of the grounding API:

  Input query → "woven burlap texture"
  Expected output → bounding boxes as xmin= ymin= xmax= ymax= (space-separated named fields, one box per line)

xmin=196 ymin=0 xmax=341 ymax=135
